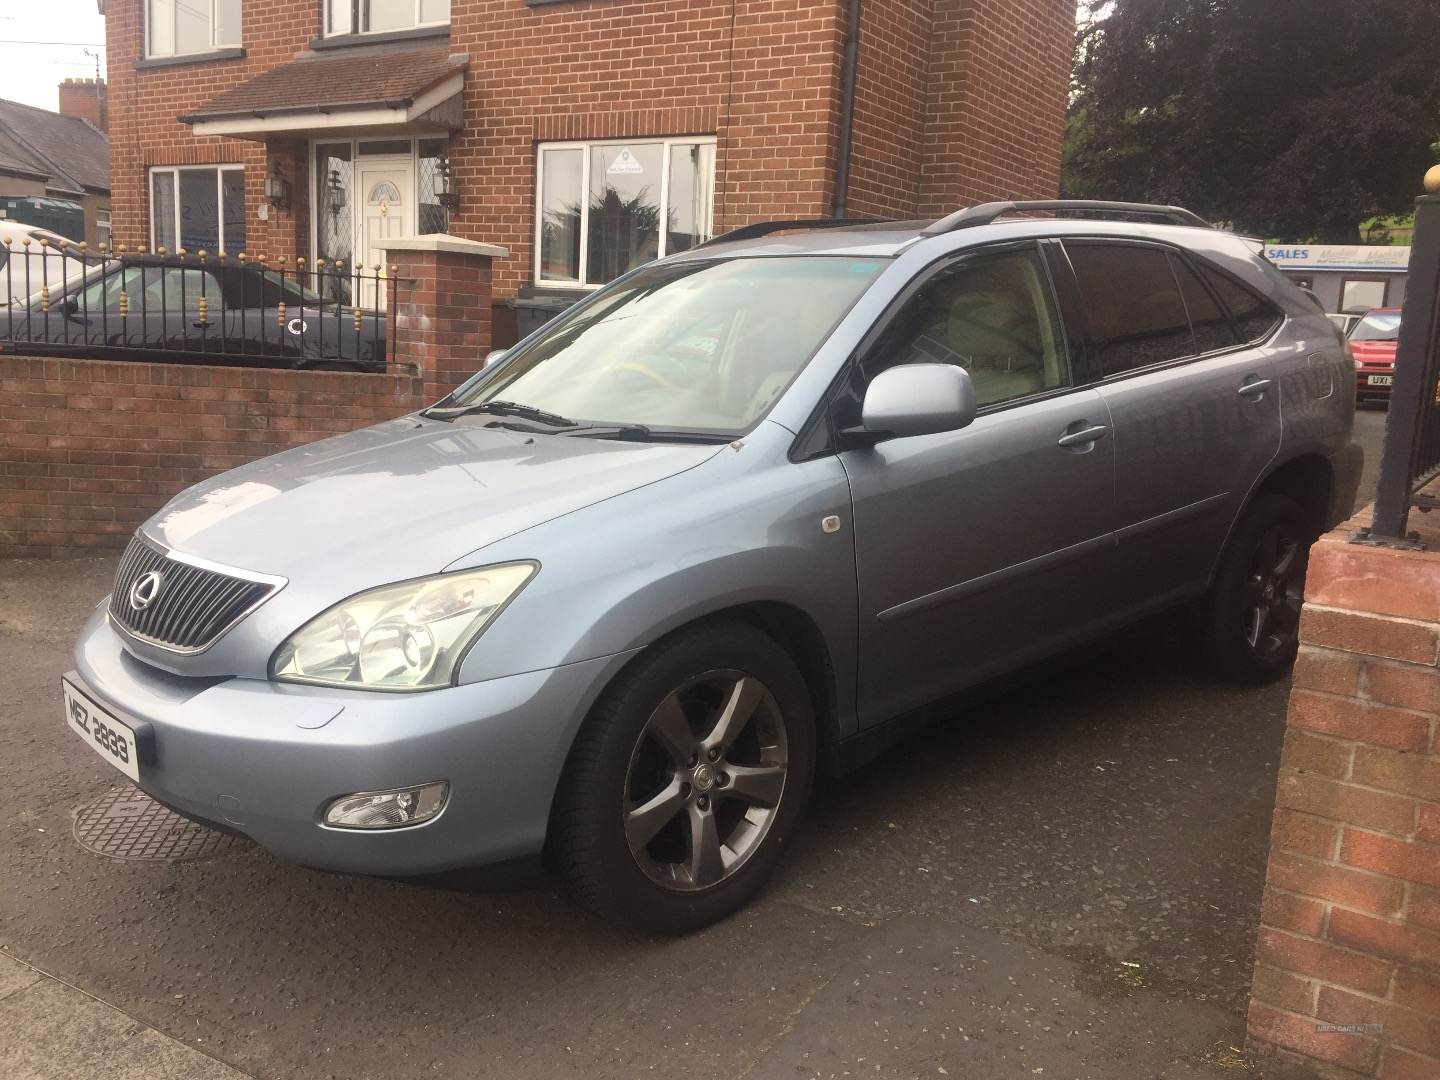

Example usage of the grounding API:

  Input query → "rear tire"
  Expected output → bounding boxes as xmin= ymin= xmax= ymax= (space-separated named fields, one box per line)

xmin=1204 ymin=493 xmax=1312 ymax=684
xmin=550 ymin=621 xmax=815 ymax=933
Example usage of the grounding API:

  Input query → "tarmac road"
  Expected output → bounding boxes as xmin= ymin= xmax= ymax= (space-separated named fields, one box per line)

xmin=0 ymin=410 xmax=1385 ymax=1079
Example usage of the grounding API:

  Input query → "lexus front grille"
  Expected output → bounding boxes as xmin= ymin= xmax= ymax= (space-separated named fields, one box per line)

xmin=108 ymin=535 xmax=282 ymax=654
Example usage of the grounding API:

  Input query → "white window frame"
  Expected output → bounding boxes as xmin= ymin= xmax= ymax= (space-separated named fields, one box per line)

xmin=145 ymin=0 xmax=241 ymax=58
xmin=96 ymin=208 xmax=112 ymax=251
xmin=148 ymin=165 xmax=245 ymax=254
xmin=533 ymin=136 xmax=717 ymax=290
xmin=324 ymin=0 xmax=450 ymax=37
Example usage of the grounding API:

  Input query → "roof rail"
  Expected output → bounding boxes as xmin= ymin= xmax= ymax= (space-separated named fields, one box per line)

xmin=920 ymin=200 xmax=1212 ymax=237
xmin=696 ymin=217 xmax=889 ymax=249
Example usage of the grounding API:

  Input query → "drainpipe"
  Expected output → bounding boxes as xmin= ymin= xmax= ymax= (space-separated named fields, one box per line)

xmin=832 ymin=0 xmax=862 ymax=221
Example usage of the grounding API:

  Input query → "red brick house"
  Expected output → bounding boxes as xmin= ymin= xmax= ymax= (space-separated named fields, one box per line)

xmin=101 ymin=0 xmax=1075 ymax=344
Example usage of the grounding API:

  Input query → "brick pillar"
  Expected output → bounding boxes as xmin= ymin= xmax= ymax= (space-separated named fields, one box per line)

xmin=383 ymin=235 xmax=507 ymax=403
xmin=262 ymin=139 xmax=309 ymax=263
xmin=1247 ymin=499 xmax=1440 ymax=1078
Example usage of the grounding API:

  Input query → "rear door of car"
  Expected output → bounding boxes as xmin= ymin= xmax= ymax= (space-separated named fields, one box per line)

xmin=1053 ymin=239 xmax=1284 ymax=617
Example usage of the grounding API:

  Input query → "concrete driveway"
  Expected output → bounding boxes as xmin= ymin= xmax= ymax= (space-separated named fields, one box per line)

xmin=0 ymin=412 xmax=1384 ymax=1080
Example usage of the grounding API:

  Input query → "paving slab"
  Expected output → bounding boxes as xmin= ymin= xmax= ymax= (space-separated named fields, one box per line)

xmin=746 ymin=915 xmax=1240 ymax=1079
xmin=0 ymin=955 xmax=247 ymax=1080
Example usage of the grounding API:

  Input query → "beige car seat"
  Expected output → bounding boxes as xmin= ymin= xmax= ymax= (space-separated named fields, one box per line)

xmin=944 ymin=283 xmax=1047 ymax=404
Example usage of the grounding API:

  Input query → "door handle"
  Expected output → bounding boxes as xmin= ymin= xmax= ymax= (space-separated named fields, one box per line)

xmin=1237 ymin=378 xmax=1274 ymax=398
xmin=1057 ymin=423 xmax=1109 ymax=448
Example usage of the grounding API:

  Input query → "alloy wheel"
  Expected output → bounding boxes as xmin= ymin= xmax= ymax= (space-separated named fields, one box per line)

xmin=621 ymin=669 xmax=789 ymax=892
xmin=1240 ymin=523 xmax=1303 ymax=659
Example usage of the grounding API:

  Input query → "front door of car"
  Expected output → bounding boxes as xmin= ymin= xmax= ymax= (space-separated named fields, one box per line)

xmin=836 ymin=244 xmax=1120 ymax=727
xmin=75 ymin=263 xmax=227 ymax=359
xmin=1056 ymin=241 xmax=1284 ymax=615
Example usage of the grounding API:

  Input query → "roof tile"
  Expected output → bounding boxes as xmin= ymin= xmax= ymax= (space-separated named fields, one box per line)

xmin=0 ymin=99 xmax=108 ymax=194
xmin=182 ymin=48 xmax=466 ymax=120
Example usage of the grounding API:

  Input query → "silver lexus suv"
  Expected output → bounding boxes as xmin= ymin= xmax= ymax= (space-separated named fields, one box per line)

xmin=66 ymin=201 xmax=1362 ymax=931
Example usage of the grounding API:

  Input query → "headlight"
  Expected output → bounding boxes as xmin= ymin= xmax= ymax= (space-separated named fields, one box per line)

xmin=270 ymin=563 xmax=537 ymax=691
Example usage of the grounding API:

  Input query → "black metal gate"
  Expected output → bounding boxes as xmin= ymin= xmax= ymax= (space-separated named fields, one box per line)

xmin=1365 ymin=191 xmax=1440 ymax=541
xmin=0 ymin=238 xmax=401 ymax=373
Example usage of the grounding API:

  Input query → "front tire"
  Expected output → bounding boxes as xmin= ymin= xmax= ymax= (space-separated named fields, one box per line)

xmin=551 ymin=622 xmax=816 ymax=932
xmin=1204 ymin=493 xmax=1312 ymax=684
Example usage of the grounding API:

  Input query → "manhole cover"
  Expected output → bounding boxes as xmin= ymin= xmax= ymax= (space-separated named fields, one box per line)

xmin=73 ymin=787 xmax=246 ymax=861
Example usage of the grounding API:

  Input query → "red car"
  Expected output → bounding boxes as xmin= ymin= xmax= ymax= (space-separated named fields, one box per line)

xmin=1351 ymin=307 xmax=1400 ymax=406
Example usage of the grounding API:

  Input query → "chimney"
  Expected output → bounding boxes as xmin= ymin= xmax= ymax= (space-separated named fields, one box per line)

xmin=58 ymin=78 xmax=107 ymax=133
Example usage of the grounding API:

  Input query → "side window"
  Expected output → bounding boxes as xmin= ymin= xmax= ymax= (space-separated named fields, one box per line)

xmin=80 ymin=272 xmax=113 ymax=311
xmin=1065 ymin=243 xmax=1194 ymax=376
xmin=220 ymin=267 xmax=288 ymax=309
xmin=1170 ymin=255 xmax=1239 ymax=354
xmin=81 ymin=266 xmax=147 ymax=313
xmin=154 ymin=268 xmax=222 ymax=311
xmin=863 ymin=248 xmax=1070 ymax=408
xmin=1197 ymin=263 xmax=1282 ymax=342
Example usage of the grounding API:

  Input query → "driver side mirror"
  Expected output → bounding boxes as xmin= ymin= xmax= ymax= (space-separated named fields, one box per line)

xmin=847 ymin=363 xmax=978 ymax=447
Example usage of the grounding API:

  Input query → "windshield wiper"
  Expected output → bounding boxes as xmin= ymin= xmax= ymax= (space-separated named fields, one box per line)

xmin=422 ymin=399 xmax=577 ymax=426
xmin=564 ymin=425 xmax=733 ymax=444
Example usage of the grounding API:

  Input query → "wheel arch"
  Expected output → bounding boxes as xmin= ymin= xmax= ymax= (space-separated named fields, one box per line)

xmin=1252 ymin=452 xmax=1334 ymax=539
xmin=542 ymin=600 xmax=842 ymax=869
xmin=561 ymin=600 xmax=843 ymax=773
xmin=1209 ymin=451 xmax=1334 ymax=587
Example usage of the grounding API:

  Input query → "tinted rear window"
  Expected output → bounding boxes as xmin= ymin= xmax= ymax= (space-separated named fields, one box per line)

xmin=1066 ymin=244 xmax=1194 ymax=376
xmin=1171 ymin=255 xmax=1238 ymax=354
xmin=1197 ymin=264 xmax=1281 ymax=342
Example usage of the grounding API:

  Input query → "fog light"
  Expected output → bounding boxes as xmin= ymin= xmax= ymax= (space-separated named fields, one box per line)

xmin=323 ymin=782 xmax=448 ymax=830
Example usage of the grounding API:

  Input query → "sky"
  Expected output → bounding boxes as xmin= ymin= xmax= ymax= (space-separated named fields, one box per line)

xmin=0 ymin=4 xmax=108 ymax=114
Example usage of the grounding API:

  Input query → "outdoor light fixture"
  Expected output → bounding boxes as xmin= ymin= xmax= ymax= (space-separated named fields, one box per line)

xmin=264 ymin=161 xmax=291 ymax=212
xmin=435 ymin=154 xmax=459 ymax=214
xmin=327 ymin=168 xmax=346 ymax=221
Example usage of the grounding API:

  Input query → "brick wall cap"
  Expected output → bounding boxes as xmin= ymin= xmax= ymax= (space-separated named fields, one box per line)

xmin=382 ymin=235 xmax=509 ymax=259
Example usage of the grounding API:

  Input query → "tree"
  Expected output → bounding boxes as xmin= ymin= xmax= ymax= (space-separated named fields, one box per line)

xmin=1064 ymin=0 xmax=1440 ymax=242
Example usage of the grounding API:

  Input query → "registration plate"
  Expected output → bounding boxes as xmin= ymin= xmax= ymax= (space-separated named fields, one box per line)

xmin=1368 ymin=375 xmax=1393 ymax=387
xmin=63 ymin=680 xmax=140 ymax=782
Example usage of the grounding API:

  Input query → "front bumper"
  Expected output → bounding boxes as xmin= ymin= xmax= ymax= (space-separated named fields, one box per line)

xmin=70 ymin=607 xmax=636 ymax=875
xmin=1355 ymin=372 xmax=1393 ymax=401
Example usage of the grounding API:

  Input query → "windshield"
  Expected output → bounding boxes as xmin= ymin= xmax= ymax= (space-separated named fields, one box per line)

xmin=457 ymin=256 xmax=887 ymax=433
xmin=1351 ymin=311 xmax=1400 ymax=341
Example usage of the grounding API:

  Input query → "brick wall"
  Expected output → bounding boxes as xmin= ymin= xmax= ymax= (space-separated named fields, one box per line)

xmin=844 ymin=0 xmax=930 ymax=219
xmin=1248 ymin=506 xmax=1440 ymax=1079
xmin=105 ymin=0 xmax=1075 ymax=299
xmin=918 ymin=0 xmax=1076 ymax=215
xmin=0 ymin=356 xmax=424 ymax=558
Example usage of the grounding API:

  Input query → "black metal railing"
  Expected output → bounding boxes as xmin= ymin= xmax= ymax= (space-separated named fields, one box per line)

xmin=1368 ymin=192 xmax=1440 ymax=541
xmin=0 ymin=236 xmax=403 ymax=372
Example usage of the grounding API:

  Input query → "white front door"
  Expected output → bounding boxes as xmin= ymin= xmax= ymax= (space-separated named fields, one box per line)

xmin=354 ymin=156 xmax=413 ymax=309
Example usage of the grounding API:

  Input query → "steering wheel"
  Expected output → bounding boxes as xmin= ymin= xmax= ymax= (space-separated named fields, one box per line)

xmin=608 ymin=361 xmax=676 ymax=390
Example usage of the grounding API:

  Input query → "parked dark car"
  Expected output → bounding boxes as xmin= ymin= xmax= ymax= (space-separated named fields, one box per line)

xmin=1351 ymin=308 xmax=1400 ymax=406
xmin=1 ymin=254 xmax=390 ymax=371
